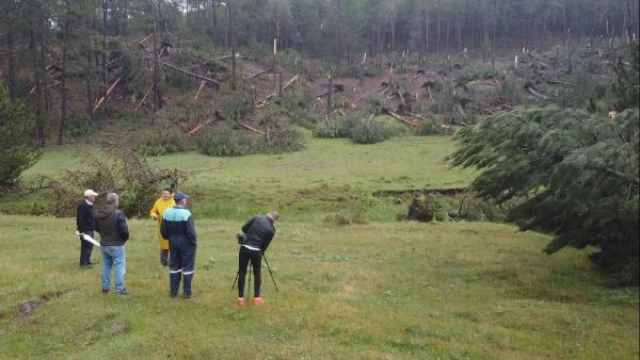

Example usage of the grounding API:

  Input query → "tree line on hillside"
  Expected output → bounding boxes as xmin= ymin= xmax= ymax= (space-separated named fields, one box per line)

xmin=0 ymin=0 xmax=639 ymax=146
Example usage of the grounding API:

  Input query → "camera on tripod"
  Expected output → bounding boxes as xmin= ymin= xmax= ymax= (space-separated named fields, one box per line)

xmin=236 ymin=233 xmax=246 ymax=245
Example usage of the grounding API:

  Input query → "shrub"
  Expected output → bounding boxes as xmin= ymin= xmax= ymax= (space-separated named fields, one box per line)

xmin=351 ymin=116 xmax=390 ymax=144
xmin=195 ymin=128 xmax=259 ymax=157
xmin=0 ymin=86 xmax=42 ymax=187
xmin=406 ymin=193 xmax=453 ymax=222
xmin=418 ymin=118 xmax=445 ymax=136
xmin=131 ymin=127 xmax=192 ymax=156
xmin=49 ymin=146 xmax=188 ymax=217
xmin=264 ymin=128 xmax=306 ymax=153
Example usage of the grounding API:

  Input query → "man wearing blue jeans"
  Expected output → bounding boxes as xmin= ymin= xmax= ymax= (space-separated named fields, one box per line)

xmin=95 ymin=193 xmax=130 ymax=295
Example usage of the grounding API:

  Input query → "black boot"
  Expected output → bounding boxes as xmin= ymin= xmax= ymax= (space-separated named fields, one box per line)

xmin=160 ymin=249 xmax=169 ymax=266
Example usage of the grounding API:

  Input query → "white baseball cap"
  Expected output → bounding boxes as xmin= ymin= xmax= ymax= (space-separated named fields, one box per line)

xmin=84 ymin=189 xmax=99 ymax=197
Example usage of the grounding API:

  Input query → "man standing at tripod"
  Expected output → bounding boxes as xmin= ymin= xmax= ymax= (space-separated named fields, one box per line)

xmin=236 ymin=211 xmax=279 ymax=306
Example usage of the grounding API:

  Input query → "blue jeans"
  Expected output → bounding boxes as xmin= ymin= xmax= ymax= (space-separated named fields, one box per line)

xmin=101 ymin=246 xmax=126 ymax=292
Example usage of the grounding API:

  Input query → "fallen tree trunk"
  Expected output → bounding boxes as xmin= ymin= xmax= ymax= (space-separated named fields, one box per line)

xmin=137 ymin=33 xmax=152 ymax=46
xmin=545 ymin=79 xmax=574 ymax=86
xmin=188 ymin=118 xmax=215 ymax=136
xmin=388 ymin=111 xmax=419 ymax=131
xmin=160 ymin=61 xmax=221 ymax=86
xmin=134 ymin=85 xmax=153 ymax=112
xmin=256 ymin=75 xmax=298 ymax=107
xmin=525 ymin=86 xmax=548 ymax=100
xmin=193 ymin=70 xmax=211 ymax=101
xmin=93 ymin=76 xmax=122 ymax=113
xmin=238 ymin=121 xmax=266 ymax=135
xmin=352 ymin=85 xmax=386 ymax=103
xmin=246 ymin=66 xmax=272 ymax=80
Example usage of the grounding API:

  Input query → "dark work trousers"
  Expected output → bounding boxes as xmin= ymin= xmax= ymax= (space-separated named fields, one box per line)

xmin=169 ymin=240 xmax=196 ymax=296
xmin=238 ymin=246 xmax=262 ymax=298
xmin=79 ymin=231 xmax=94 ymax=265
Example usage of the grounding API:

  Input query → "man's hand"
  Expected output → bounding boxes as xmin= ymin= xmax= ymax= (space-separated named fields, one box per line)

xmin=152 ymin=214 xmax=158 ymax=220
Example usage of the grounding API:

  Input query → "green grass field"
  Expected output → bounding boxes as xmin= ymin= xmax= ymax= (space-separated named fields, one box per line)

xmin=19 ymin=136 xmax=475 ymax=222
xmin=3 ymin=136 xmax=638 ymax=359
xmin=0 ymin=216 xmax=637 ymax=359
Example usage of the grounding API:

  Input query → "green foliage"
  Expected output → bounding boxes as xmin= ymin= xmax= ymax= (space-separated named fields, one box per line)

xmin=194 ymin=125 xmax=305 ymax=157
xmin=448 ymin=106 xmax=639 ymax=285
xmin=195 ymin=128 xmax=259 ymax=157
xmin=418 ymin=118 xmax=445 ymax=136
xmin=405 ymin=193 xmax=454 ymax=222
xmin=314 ymin=113 xmax=391 ymax=144
xmin=350 ymin=116 xmax=391 ymax=144
xmin=0 ymin=86 xmax=42 ymax=186
xmin=611 ymin=44 xmax=640 ymax=112
xmin=264 ymin=128 xmax=307 ymax=153
xmin=131 ymin=127 xmax=192 ymax=156
xmin=313 ymin=113 xmax=360 ymax=139
xmin=49 ymin=147 xmax=188 ymax=217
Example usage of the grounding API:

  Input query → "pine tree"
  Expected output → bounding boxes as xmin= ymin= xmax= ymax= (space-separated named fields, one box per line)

xmin=0 ymin=87 xmax=43 ymax=186
xmin=448 ymin=103 xmax=639 ymax=284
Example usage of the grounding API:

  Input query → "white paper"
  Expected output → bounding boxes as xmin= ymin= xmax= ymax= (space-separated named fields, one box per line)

xmin=75 ymin=230 xmax=101 ymax=247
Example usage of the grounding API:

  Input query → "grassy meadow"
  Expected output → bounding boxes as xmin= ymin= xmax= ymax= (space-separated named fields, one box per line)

xmin=18 ymin=135 xmax=475 ymax=222
xmin=1 ymin=135 xmax=638 ymax=359
xmin=0 ymin=216 xmax=638 ymax=359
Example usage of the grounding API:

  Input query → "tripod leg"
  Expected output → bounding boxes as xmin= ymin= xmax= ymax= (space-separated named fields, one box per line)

xmin=231 ymin=271 xmax=239 ymax=292
xmin=247 ymin=259 xmax=252 ymax=305
xmin=262 ymin=252 xmax=279 ymax=292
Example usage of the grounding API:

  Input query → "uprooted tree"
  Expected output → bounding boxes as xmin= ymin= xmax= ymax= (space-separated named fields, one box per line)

xmin=0 ymin=86 xmax=42 ymax=187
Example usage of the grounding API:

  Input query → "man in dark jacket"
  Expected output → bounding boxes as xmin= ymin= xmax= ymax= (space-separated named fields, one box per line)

xmin=95 ymin=193 xmax=130 ymax=295
xmin=161 ymin=191 xmax=197 ymax=299
xmin=236 ymin=211 xmax=279 ymax=306
xmin=76 ymin=189 xmax=98 ymax=267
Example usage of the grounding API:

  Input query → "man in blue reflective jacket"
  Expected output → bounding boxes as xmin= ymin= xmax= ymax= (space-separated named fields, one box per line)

xmin=161 ymin=191 xmax=197 ymax=299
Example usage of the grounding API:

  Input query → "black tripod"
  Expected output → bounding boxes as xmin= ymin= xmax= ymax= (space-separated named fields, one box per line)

xmin=231 ymin=252 xmax=278 ymax=293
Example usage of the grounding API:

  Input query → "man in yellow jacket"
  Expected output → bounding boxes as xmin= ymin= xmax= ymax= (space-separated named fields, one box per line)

xmin=150 ymin=188 xmax=176 ymax=266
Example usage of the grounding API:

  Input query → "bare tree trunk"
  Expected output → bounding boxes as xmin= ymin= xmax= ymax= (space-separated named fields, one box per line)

xmin=123 ymin=0 xmax=129 ymax=36
xmin=58 ymin=0 xmax=70 ymax=146
xmin=152 ymin=0 xmax=162 ymax=122
xmin=419 ymin=9 xmax=426 ymax=65
xmin=492 ymin=0 xmax=498 ymax=68
xmin=377 ymin=16 xmax=382 ymax=68
xmin=30 ymin=28 xmax=45 ymax=147
xmin=40 ymin=24 xmax=50 ymax=147
xmin=445 ymin=19 xmax=450 ymax=53
xmin=426 ymin=9 xmax=430 ymax=56
xmin=224 ymin=4 xmax=228 ymax=49
xmin=7 ymin=30 xmax=16 ymax=102
xmin=230 ymin=1 xmax=236 ymax=90
xmin=622 ymin=0 xmax=631 ymax=44
xmin=85 ymin=3 xmax=95 ymax=122
xmin=436 ymin=1 xmax=441 ymax=54
xmin=567 ymin=28 xmax=573 ymax=74
xmin=327 ymin=67 xmax=333 ymax=113
xmin=102 ymin=0 xmax=108 ymax=108
xmin=211 ymin=0 xmax=218 ymax=46
xmin=391 ymin=19 xmax=395 ymax=52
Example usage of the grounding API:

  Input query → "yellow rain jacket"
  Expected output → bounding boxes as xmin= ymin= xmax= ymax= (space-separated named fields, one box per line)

xmin=150 ymin=197 xmax=176 ymax=250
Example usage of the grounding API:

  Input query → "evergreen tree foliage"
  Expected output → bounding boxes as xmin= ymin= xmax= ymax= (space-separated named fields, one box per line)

xmin=0 ymin=86 xmax=42 ymax=186
xmin=612 ymin=43 xmax=640 ymax=112
xmin=447 ymin=106 xmax=639 ymax=285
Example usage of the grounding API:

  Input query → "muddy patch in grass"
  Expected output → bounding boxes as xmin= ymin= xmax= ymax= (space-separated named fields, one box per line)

xmin=14 ymin=291 xmax=65 ymax=321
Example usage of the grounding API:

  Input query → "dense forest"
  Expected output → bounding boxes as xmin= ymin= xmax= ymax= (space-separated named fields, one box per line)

xmin=1 ymin=0 xmax=639 ymax=145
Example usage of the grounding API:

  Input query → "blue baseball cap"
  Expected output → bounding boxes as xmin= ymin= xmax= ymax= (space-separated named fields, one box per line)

xmin=174 ymin=191 xmax=188 ymax=202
